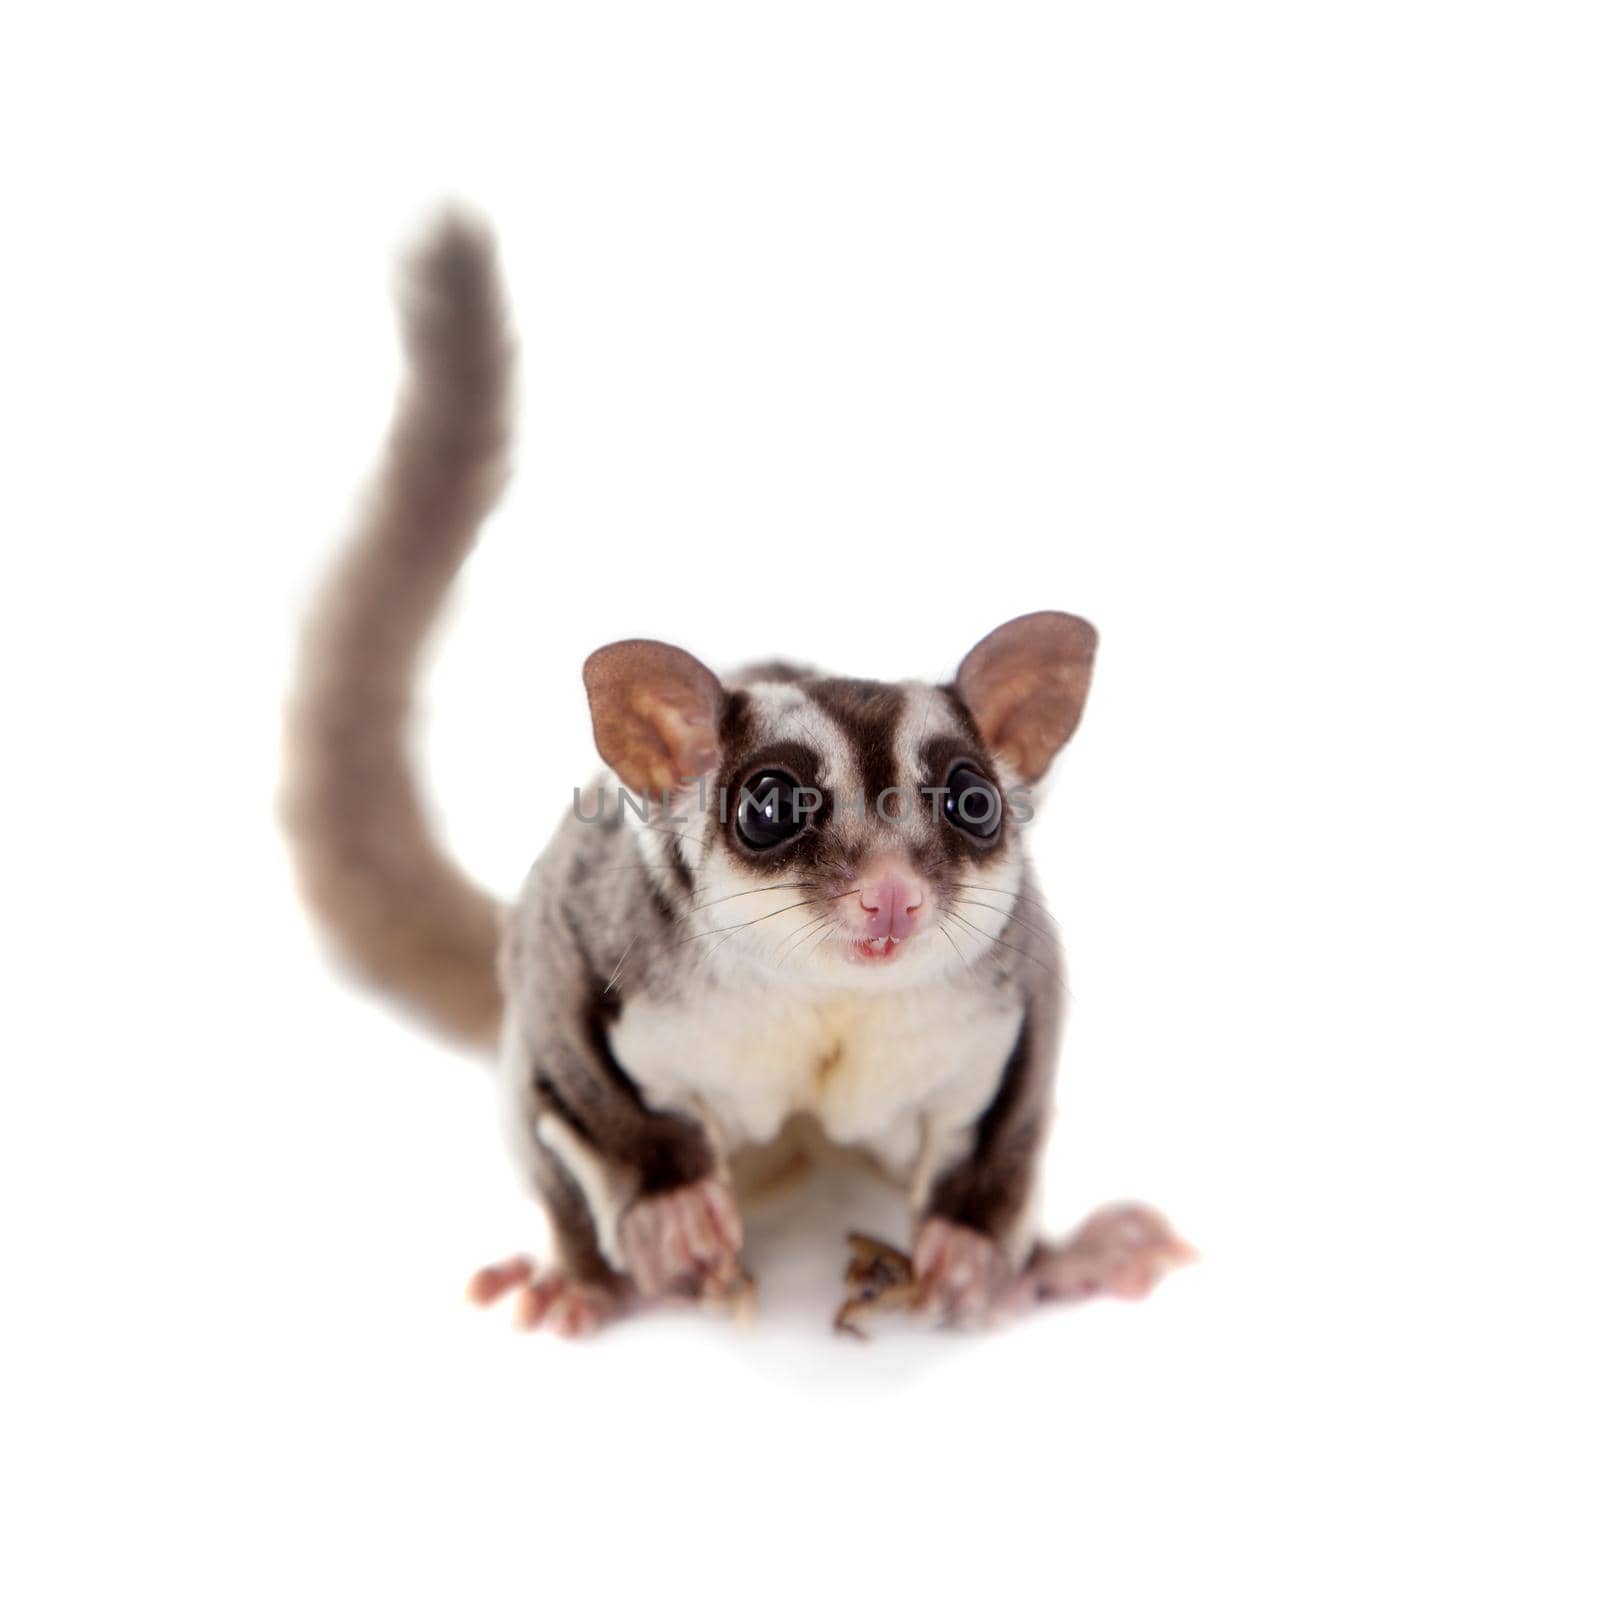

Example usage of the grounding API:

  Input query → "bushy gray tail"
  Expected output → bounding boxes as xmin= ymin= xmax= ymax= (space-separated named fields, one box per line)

xmin=281 ymin=213 xmax=512 ymax=1050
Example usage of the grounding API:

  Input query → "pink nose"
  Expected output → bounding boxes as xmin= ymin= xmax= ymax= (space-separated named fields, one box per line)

xmin=857 ymin=869 xmax=925 ymax=941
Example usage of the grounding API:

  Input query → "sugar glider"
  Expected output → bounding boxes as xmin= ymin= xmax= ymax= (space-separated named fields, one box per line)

xmin=283 ymin=212 xmax=1190 ymax=1337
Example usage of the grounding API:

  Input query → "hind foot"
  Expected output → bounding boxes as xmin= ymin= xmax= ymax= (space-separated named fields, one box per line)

xmin=1019 ymin=1203 xmax=1196 ymax=1305
xmin=466 ymin=1255 xmax=624 ymax=1338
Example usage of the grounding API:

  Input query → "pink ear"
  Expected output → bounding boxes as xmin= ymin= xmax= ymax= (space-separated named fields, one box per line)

xmin=583 ymin=639 xmax=724 ymax=798
xmin=955 ymin=612 xmax=1098 ymax=782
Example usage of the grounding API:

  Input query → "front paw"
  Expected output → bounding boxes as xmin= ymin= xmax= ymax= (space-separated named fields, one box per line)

xmin=618 ymin=1175 xmax=744 ymax=1298
xmin=912 ymin=1217 xmax=1010 ymax=1326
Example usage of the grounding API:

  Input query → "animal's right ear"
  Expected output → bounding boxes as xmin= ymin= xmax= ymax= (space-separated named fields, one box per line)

xmin=583 ymin=640 xmax=724 ymax=799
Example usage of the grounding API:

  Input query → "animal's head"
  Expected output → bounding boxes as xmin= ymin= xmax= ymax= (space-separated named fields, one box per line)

xmin=582 ymin=612 xmax=1097 ymax=987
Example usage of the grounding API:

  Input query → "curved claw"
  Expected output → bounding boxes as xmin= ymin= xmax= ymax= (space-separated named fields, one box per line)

xmin=834 ymin=1233 xmax=917 ymax=1337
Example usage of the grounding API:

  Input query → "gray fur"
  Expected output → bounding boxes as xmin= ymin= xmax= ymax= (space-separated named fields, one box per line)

xmin=502 ymin=672 xmax=1066 ymax=1278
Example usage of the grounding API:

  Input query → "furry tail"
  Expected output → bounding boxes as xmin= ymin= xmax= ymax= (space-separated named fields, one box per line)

xmin=281 ymin=213 xmax=512 ymax=1051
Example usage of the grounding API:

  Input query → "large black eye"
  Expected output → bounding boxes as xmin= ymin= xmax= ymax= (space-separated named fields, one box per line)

xmin=942 ymin=764 xmax=1002 ymax=842
xmin=736 ymin=770 xmax=809 ymax=850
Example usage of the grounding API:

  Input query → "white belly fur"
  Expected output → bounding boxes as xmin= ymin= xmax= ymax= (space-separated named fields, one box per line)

xmin=609 ymin=980 xmax=1022 ymax=1182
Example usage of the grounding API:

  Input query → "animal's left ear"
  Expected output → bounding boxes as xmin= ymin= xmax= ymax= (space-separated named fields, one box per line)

xmin=583 ymin=639 xmax=724 ymax=798
xmin=955 ymin=611 xmax=1099 ymax=782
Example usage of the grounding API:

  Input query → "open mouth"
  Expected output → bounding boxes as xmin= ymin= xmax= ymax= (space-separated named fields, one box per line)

xmin=846 ymin=936 xmax=902 ymax=963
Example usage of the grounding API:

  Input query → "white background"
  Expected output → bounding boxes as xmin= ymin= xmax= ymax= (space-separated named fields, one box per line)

xmin=3 ymin=3 xmax=1597 ymax=1595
